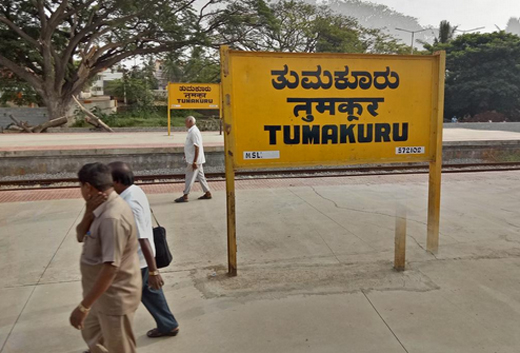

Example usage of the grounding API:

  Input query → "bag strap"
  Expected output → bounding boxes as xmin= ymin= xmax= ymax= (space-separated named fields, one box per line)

xmin=150 ymin=208 xmax=161 ymax=227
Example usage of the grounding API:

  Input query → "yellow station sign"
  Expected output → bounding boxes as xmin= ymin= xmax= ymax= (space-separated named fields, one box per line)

xmin=168 ymin=82 xmax=220 ymax=110
xmin=221 ymin=50 xmax=444 ymax=170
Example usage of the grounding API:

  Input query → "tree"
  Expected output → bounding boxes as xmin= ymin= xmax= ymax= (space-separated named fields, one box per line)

xmin=219 ymin=0 xmax=408 ymax=54
xmin=506 ymin=17 xmax=520 ymax=36
xmin=309 ymin=0 xmax=430 ymax=45
xmin=162 ymin=46 xmax=221 ymax=84
xmin=0 ymin=0 xmax=239 ymax=120
xmin=435 ymin=20 xmax=457 ymax=44
xmin=429 ymin=32 xmax=520 ymax=120
xmin=0 ymin=70 xmax=43 ymax=106
xmin=105 ymin=61 xmax=158 ymax=109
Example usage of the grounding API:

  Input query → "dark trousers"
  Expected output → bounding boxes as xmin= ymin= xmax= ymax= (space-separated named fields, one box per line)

xmin=141 ymin=268 xmax=179 ymax=333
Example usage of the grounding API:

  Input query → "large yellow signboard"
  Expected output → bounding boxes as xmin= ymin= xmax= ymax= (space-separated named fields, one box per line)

xmin=221 ymin=50 xmax=444 ymax=170
xmin=168 ymin=83 xmax=220 ymax=110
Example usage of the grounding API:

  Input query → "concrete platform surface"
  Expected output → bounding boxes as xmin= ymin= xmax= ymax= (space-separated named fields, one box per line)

xmin=2 ymin=127 xmax=520 ymax=151
xmin=2 ymin=171 xmax=520 ymax=352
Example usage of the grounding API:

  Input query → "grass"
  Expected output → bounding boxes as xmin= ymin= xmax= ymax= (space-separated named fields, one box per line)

xmin=71 ymin=106 xmax=211 ymax=128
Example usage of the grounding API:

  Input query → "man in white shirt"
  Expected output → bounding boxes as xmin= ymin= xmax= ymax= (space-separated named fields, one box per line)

xmin=175 ymin=116 xmax=212 ymax=203
xmin=109 ymin=161 xmax=180 ymax=338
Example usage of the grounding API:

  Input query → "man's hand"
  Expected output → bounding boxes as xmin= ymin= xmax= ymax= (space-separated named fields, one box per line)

xmin=70 ymin=307 xmax=88 ymax=330
xmin=86 ymin=192 xmax=108 ymax=214
xmin=148 ymin=273 xmax=165 ymax=290
xmin=192 ymin=163 xmax=198 ymax=170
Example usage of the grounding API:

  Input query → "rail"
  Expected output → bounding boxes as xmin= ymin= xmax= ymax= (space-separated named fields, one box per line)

xmin=1 ymin=162 xmax=520 ymax=191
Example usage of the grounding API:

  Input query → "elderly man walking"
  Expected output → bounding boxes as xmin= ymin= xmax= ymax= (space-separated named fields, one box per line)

xmin=175 ymin=116 xmax=212 ymax=203
xmin=109 ymin=161 xmax=180 ymax=338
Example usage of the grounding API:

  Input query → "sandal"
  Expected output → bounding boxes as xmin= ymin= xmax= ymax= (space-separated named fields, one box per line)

xmin=198 ymin=193 xmax=212 ymax=200
xmin=174 ymin=196 xmax=188 ymax=203
xmin=147 ymin=327 xmax=180 ymax=338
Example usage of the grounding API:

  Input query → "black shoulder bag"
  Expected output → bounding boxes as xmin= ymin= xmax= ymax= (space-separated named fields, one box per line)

xmin=151 ymin=209 xmax=173 ymax=269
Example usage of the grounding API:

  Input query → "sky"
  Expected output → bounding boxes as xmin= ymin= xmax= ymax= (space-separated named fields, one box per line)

xmin=367 ymin=0 xmax=520 ymax=31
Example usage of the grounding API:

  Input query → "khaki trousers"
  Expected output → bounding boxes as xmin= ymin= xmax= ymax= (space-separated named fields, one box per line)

xmin=183 ymin=163 xmax=210 ymax=195
xmin=82 ymin=308 xmax=136 ymax=353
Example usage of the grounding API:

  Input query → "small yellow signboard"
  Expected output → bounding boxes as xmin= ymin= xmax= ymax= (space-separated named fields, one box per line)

xmin=167 ymin=83 xmax=220 ymax=110
xmin=222 ymin=51 xmax=444 ymax=169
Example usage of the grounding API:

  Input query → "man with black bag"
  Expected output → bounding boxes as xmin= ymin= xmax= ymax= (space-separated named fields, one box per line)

xmin=109 ymin=161 xmax=180 ymax=338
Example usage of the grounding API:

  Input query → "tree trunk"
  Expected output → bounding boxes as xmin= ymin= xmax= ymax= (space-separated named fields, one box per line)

xmin=42 ymin=94 xmax=72 ymax=121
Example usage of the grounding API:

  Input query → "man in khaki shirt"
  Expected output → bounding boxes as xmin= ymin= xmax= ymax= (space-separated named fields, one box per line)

xmin=70 ymin=162 xmax=142 ymax=353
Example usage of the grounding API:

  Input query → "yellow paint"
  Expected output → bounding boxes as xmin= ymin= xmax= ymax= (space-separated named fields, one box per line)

xmin=168 ymin=82 xmax=220 ymax=110
xmin=223 ymin=50 xmax=444 ymax=170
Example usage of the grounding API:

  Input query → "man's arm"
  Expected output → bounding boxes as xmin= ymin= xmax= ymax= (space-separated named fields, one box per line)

xmin=139 ymin=238 xmax=164 ymax=290
xmin=76 ymin=192 xmax=108 ymax=242
xmin=192 ymin=145 xmax=199 ymax=170
xmin=76 ymin=212 xmax=94 ymax=243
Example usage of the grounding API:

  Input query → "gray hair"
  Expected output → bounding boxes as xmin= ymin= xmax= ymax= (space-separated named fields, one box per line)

xmin=186 ymin=116 xmax=196 ymax=124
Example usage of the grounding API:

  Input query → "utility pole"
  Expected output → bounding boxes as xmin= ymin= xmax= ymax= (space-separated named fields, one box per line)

xmin=396 ymin=27 xmax=429 ymax=54
xmin=456 ymin=27 xmax=485 ymax=34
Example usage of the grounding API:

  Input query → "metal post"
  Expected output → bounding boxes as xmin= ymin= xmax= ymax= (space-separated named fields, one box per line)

xmin=167 ymin=83 xmax=171 ymax=136
xmin=394 ymin=205 xmax=407 ymax=271
xmin=410 ymin=32 xmax=415 ymax=54
xmin=220 ymin=46 xmax=237 ymax=276
xmin=426 ymin=51 xmax=446 ymax=253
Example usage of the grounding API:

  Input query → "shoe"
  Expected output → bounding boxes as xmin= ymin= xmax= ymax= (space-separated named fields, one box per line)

xmin=198 ymin=192 xmax=212 ymax=200
xmin=147 ymin=327 xmax=180 ymax=338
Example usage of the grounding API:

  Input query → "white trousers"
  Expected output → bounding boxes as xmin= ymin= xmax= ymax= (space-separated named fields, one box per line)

xmin=183 ymin=163 xmax=210 ymax=195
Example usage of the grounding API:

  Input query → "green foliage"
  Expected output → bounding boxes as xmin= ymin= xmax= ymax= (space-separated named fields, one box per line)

xmin=106 ymin=63 xmax=158 ymax=110
xmin=0 ymin=0 xmax=239 ymax=119
xmin=0 ymin=75 xmax=42 ymax=106
xmin=316 ymin=0 xmax=428 ymax=45
xmin=71 ymin=106 xmax=204 ymax=128
xmin=427 ymin=32 xmax=520 ymax=120
xmin=162 ymin=47 xmax=220 ymax=83
xmin=436 ymin=21 xmax=457 ymax=45
xmin=219 ymin=0 xmax=408 ymax=54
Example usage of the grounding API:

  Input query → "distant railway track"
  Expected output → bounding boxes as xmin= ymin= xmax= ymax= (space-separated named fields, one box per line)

xmin=2 ymin=162 xmax=520 ymax=190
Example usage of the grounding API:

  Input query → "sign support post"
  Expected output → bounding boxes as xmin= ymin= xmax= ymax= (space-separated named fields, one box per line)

xmin=221 ymin=46 xmax=238 ymax=276
xmin=427 ymin=51 xmax=446 ymax=254
xmin=167 ymin=95 xmax=171 ymax=136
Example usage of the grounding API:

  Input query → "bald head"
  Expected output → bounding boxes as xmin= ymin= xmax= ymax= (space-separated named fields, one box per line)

xmin=108 ymin=161 xmax=134 ymax=194
xmin=185 ymin=116 xmax=196 ymax=128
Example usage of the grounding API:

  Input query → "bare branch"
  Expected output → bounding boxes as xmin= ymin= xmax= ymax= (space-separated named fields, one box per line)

xmin=0 ymin=55 xmax=43 ymax=93
xmin=0 ymin=16 xmax=41 ymax=48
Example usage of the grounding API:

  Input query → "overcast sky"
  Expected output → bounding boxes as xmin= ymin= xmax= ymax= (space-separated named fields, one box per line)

xmin=370 ymin=0 xmax=519 ymax=31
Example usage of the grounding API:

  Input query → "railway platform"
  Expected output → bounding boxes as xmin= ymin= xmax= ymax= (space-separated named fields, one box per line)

xmin=3 ymin=126 xmax=520 ymax=180
xmin=1 ymin=171 xmax=520 ymax=352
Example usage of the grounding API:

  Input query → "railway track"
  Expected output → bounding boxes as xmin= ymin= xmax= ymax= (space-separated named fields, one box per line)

xmin=2 ymin=162 xmax=520 ymax=190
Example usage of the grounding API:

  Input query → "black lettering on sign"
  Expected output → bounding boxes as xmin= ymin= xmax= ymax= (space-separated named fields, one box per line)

xmin=302 ymin=125 xmax=320 ymax=144
xmin=340 ymin=124 xmax=356 ymax=143
xmin=375 ymin=123 xmax=391 ymax=142
xmin=322 ymin=125 xmax=338 ymax=144
xmin=284 ymin=125 xmax=300 ymax=145
xmin=271 ymin=65 xmax=400 ymax=90
xmin=393 ymin=123 xmax=408 ymax=141
xmin=263 ymin=123 xmax=409 ymax=145
xmin=264 ymin=125 xmax=281 ymax=145
xmin=358 ymin=124 xmax=373 ymax=143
